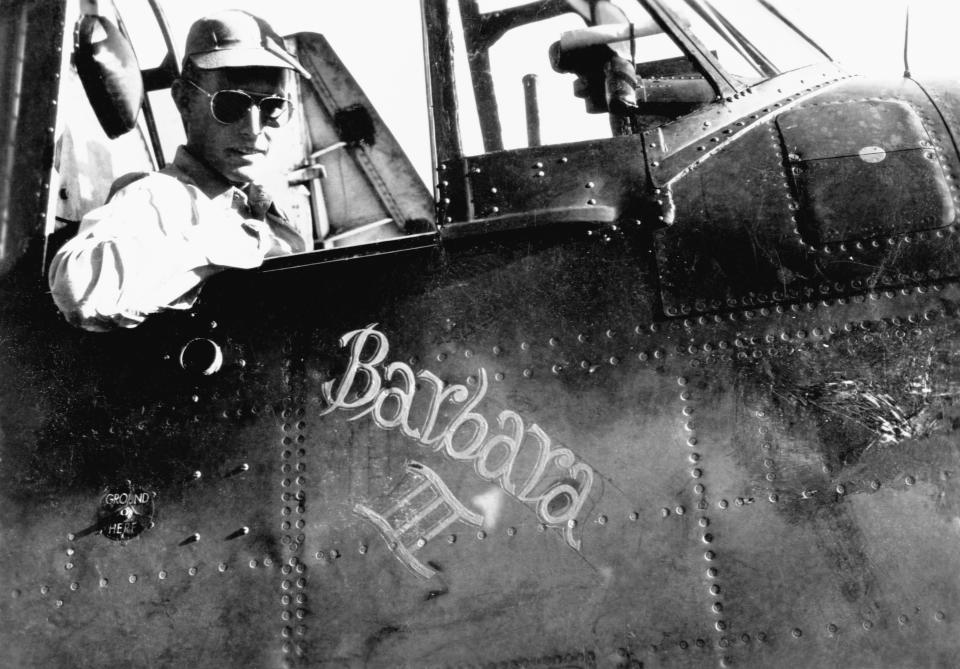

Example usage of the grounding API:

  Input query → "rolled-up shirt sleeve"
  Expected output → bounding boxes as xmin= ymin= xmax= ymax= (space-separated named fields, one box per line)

xmin=49 ymin=174 xmax=290 ymax=331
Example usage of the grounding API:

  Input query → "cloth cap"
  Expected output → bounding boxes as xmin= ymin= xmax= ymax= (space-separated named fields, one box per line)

xmin=183 ymin=10 xmax=310 ymax=79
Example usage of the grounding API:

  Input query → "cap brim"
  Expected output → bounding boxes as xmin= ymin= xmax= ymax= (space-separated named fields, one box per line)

xmin=191 ymin=46 xmax=311 ymax=79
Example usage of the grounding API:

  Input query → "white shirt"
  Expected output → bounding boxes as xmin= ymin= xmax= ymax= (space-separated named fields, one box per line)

xmin=49 ymin=147 xmax=309 ymax=331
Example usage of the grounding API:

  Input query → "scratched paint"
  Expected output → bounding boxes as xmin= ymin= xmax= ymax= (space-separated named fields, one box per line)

xmin=321 ymin=324 xmax=595 ymax=550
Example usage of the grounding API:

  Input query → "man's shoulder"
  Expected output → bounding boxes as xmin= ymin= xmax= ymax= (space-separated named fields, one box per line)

xmin=106 ymin=169 xmax=196 ymax=202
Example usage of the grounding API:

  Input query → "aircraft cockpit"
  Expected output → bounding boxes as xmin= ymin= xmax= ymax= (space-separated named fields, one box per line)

xmin=437 ymin=0 xmax=831 ymax=153
xmin=19 ymin=0 xmax=840 ymax=294
xmin=41 ymin=0 xmax=438 ymax=280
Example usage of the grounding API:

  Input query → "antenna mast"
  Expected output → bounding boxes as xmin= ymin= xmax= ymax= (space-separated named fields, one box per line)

xmin=903 ymin=4 xmax=911 ymax=78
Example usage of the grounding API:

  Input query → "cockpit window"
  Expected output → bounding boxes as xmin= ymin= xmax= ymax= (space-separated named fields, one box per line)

xmin=697 ymin=0 xmax=829 ymax=74
xmin=441 ymin=0 xmax=832 ymax=158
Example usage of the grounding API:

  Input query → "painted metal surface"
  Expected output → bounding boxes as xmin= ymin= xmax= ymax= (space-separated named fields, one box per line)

xmin=0 ymin=0 xmax=66 ymax=278
xmin=2 ymin=0 xmax=960 ymax=667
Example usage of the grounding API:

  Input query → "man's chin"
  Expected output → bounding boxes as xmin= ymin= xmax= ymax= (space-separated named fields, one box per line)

xmin=222 ymin=164 xmax=262 ymax=185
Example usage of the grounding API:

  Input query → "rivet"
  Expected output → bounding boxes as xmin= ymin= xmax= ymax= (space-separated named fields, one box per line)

xmin=477 ymin=530 xmax=486 ymax=540
xmin=935 ymin=611 xmax=946 ymax=622
xmin=692 ymin=468 xmax=703 ymax=479
xmin=629 ymin=511 xmax=639 ymax=521
xmin=707 ymin=567 xmax=718 ymax=578
xmin=792 ymin=628 xmax=802 ymax=639
xmin=863 ymin=620 xmax=874 ymax=630
xmin=704 ymin=550 xmax=716 ymax=561
xmin=188 ymin=567 xmax=197 ymax=576
xmin=128 ymin=574 xmax=137 ymax=584
xmin=675 ymin=506 xmax=686 ymax=516
xmin=769 ymin=493 xmax=778 ymax=503
xmin=55 ymin=600 xmax=63 ymax=608
xmin=718 ymin=499 xmax=729 ymax=509
xmin=905 ymin=475 xmax=915 ymax=485
xmin=586 ymin=182 xmax=595 ymax=189
xmin=715 ymin=620 xmax=726 ymax=631
xmin=702 ymin=533 xmax=713 ymax=543
xmin=218 ymin=562 xmax=227 ymax=572
xmin=661 ymin=507 xmax=671 ymax=518
xmin=870 ymin=480 xmax=880 ymax=490
xmin=69 ymin=582 xmax=78 ymax=591
xmin=522 ymin=368 xmax=532 ymax=378
xmin=899 ymin=614 xmax=909 ymax=625
xmin=827 ymin=623 xmax=838 ymax=634
xmin=65 ymin=562 xmax=73 ymax=570
xmin=712 ymin=602 xmax=723 ymax=613
xmin=689 ymin=453 xmax=701 ymax=463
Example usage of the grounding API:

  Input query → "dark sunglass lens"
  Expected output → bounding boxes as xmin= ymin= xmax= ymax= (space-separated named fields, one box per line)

xmin=260 ymin=97 xmax=291 ymax=123
xmin=211 ymin=91 xmax=253 ymax=124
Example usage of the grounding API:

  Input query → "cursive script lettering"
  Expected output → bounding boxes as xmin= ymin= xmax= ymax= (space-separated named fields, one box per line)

xmin=323 ymin=324 xmax=594 ymax=550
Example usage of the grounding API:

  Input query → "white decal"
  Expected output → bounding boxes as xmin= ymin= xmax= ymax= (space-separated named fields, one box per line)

xmin=326 ymin=324 xmax=595 ymax=550
xmin=355 ymin=461 xmax=484 ymax=578
xmin=858 ymin=145 xmax=886 ymax=164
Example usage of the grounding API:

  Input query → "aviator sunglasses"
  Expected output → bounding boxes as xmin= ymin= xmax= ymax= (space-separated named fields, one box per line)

xmin=184 ymin=79 xmax=294 ymax=127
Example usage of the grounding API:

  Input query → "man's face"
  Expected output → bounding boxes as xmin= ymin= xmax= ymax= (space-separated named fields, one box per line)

xmin=179 ymin=66 xmax=288 ymax=184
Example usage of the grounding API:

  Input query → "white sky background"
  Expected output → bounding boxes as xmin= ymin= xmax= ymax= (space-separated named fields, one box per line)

xmin=119 ymin=0 xmax=960 ymax=185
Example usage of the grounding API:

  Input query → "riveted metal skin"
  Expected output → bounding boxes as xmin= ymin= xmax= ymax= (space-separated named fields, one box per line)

xmin=0 ymin=0 xmax=66 ymax=278
xmin=4 ymin=1 xmax=960 ymax=668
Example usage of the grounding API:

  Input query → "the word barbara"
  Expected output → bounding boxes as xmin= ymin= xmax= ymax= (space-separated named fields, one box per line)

xmin=321 ymin=324 xmax=594 ymax=549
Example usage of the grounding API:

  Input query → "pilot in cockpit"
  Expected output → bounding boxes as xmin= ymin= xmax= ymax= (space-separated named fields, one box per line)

xmin=49 ymin=10 xmax=312 ymax=332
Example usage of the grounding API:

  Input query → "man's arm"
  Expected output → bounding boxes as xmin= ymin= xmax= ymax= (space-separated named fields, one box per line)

xmin=48 ymin=175 xmax=294 ymax=331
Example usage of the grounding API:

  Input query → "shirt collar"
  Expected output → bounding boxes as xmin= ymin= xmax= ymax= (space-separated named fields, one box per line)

xmin=166 ymin=146 xmax=242 ymax=202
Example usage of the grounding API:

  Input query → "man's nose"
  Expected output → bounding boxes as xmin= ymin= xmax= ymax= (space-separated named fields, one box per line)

xmin=238 ymin=103 xmax=264 ymax=136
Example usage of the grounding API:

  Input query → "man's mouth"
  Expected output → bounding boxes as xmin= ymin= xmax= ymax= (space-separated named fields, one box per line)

xmin=229 ymin=147 xmax=266 ymax=155
xmin=226 ymin=148 xmax=267 ymax=165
